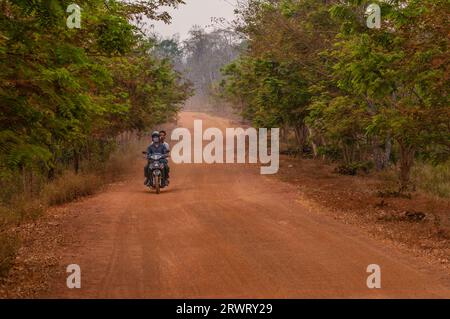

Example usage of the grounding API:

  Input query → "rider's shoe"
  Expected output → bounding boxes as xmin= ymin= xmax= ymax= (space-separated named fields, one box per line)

xmin=144 ymin=178 xmax=149 ymax=186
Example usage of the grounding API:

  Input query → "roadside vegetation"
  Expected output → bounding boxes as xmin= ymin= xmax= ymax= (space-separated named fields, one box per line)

xmin=219 ymin=0 xmax=449 ymax=195
xmin=412 ymin=161 xmax=450 ymax=199
xmin=0 ymin=0 xmax=191 ymax=277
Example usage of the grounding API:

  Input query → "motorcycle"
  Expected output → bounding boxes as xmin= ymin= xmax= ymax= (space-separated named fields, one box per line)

xmin=143 ymin=152 xmax=169 ymax=194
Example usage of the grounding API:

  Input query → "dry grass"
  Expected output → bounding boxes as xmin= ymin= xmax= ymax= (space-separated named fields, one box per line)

xmin=412 ymin=161 xmax=450 ymax=199
xmin=0 ymin=139 xmax=146 ymax=278
xmin=41 ymin=140 xmax=146 ymax=208
xmin=42 ymin=172 xmax=102 ymax=206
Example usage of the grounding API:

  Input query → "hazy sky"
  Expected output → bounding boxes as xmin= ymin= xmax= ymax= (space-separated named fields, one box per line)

xmin=150 ymin=0 xmax=238 ymax=40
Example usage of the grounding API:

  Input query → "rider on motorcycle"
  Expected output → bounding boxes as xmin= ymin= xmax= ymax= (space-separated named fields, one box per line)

xmin=144 ymin=131 xmax=169 ymax=186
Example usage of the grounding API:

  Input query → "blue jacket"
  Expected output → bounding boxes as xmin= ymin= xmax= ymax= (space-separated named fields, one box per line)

xmin=146 ymin=143 xmax=168 ymax=157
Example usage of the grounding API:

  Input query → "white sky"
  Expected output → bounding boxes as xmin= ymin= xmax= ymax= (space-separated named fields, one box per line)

xmin=149 ymin=0 xmax=238 ymax=40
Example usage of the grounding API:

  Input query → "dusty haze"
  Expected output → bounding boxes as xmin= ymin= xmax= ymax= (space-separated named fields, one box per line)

xmin=150 ymin=0 xmax=238 ymax=39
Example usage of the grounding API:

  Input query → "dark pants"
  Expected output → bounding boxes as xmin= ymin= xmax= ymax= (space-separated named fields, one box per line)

xmin=144 ymin=160 xmax=169 ymax=180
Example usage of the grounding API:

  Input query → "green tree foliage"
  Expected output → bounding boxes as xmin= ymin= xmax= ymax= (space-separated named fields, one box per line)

xmin=222 ymin=58 xmax=310 ymax=128
xmin=154 ymin=36 xmax=184 ymax=67
xmin=223 ymin=0 xmax=340 ymax=149
xmin=220 ymin=0 xmax=449 ymax=191
xmin=330 ymin=0 xmax=449 ymax=189
xmin=0 ymin=0 xmax=191 ymax=182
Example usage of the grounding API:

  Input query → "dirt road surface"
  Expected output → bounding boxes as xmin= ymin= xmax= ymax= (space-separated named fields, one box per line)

xmin=42 ymin=112 xmax=450 ymax=298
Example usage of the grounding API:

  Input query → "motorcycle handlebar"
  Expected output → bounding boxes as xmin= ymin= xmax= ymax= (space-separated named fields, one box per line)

xmin=146 ymin=154 xmax=169 ymax=159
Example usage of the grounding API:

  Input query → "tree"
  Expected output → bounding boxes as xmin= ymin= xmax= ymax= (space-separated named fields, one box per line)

xmin=220 ymin=0 xmax=449 ymax=191
xmin=183 ymin=26 xmax=241 ymax=97
xmin=0 ymin=0 xmax=191 ymax=186
xmin=330 ymin=0 xmax=449 ymax=189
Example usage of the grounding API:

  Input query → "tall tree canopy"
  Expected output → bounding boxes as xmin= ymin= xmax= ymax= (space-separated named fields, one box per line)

xmin=0 ymin=0 xmax=191 ymax=179
xmin=220 ymin=0 xmax=449 ymax=190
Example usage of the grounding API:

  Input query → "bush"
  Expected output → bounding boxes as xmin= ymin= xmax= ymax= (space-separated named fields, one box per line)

xmin=42 ymin=172 xmax=102 ymax=206
xmin=317 ymin=145 xmax=342 ymax=161
xmin=412 ymin=161 xmax=450 ymax=198
xmin=335 ymin=161 xmax=374 ymax=176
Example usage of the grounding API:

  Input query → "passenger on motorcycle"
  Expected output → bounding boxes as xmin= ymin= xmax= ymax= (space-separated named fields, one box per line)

xmin=144 ymin=131 xmax=169 ymax=186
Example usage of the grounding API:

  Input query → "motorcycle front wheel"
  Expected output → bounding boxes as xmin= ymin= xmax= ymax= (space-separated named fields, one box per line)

xmin=155 ymin=175 xmax=160 ymax=194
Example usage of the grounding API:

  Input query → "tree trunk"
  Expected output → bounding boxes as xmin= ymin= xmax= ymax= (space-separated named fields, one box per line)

xmin=372 ymin=135 xmax=392 ymax=171
xmin=342 ymin=142 xmax=357 ymax=165
xmin=73 ymin=149 xmax=80 ymax=174
xmin=384 ymin=135 xmax=392 ymax=167
xmin=398 ymin=142 xmax=415 ymax=192
xmin=294 ymin=124 xmax=308 ymax=153
xmin=47 ymin=167 xmax=55 ymax=180
xmin=307 ymin=126 xmax=320 ymax=158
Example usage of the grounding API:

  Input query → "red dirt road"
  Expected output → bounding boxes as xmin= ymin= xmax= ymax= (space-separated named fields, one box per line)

xmin=43 ymin=112 xmax=450 ymax=298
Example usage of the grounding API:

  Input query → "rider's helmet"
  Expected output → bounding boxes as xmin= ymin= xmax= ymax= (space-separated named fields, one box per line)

xmin=151 ymin=131 xmax=160 ymax=143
